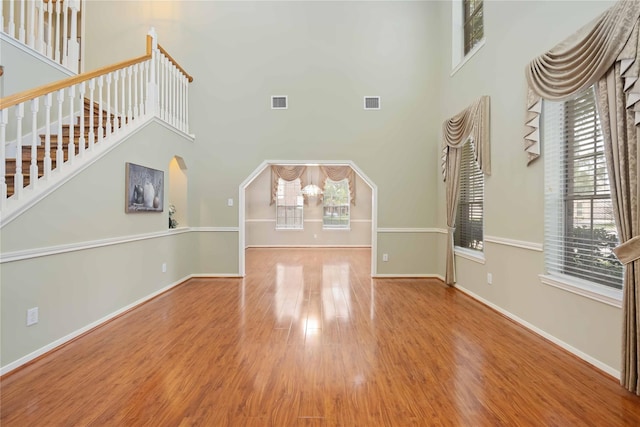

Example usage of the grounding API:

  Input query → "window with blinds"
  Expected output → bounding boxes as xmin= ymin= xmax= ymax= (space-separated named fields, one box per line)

xmin=323 ymin=179 xmax=350 ymax=229
xmin=454 ymin=142 xmax=484 ymax=251
xmin=463 ymin=0 xmax=484 ymax=55
xmin=276 ymin=178 xmax=304 ymax=230
xmin=543 ymin=87 xmax=623 ymax=289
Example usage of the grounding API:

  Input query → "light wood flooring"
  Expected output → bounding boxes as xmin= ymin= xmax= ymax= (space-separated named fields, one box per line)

xmin=2 ymin=248 xmax=640 ymax=425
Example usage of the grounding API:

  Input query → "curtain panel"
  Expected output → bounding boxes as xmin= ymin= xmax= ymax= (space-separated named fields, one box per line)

xmin=270 ymin=165 xmax=307 ymax=205
xmin=319 ymin=166 xmax=357 ymax=206
xmin=524 ymin=0 xmax=640 ymax=394
xmin=442 ymin=95 xmax=491 ymax=286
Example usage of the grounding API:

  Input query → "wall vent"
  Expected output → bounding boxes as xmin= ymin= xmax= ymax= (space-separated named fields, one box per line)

xmin=271 ymin=96 xmax=288 ymax=110
xmin=364 ymin=96 xmax=381 ymax=110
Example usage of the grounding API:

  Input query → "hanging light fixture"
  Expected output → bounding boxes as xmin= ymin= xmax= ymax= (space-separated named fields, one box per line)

xmin=301 ymin=167 xmax=323 ymax=197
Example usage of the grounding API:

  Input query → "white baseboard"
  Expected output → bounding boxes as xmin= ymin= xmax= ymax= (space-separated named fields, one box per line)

xmin=189 ymin=274 xmax=243 ymax=278
xmin=373 ymin=274 xmax=445 ymax=280
xmin=454 ymin=284 xmax=620 ymax=379
xmin=0 ymin=274 xmax=191 ymax=376
xmin=246 ymin=245 xmax=371 ymax=249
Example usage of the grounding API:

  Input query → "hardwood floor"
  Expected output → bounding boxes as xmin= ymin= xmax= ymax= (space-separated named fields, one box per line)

xmin=2 ymin=248 xmax=640 ymax=426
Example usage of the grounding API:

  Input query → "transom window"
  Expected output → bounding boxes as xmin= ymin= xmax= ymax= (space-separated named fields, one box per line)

xmin=454 ymin=142 xmax=484 ymax=251
xmin=323 ymin=179 xmax=350 ymax=229
xmin=276 ymin=178 xmax=303 ymax=230
xmin=463 ymin=0 xmax=484 ymax=55
xmin=543 ymin=86 xmax=623 ymax=289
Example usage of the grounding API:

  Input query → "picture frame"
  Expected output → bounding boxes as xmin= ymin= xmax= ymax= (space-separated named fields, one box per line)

xmin=125 ymin=162 xmax=164 ymax=213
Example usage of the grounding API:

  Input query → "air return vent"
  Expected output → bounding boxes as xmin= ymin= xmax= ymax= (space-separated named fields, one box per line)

xmin=271 ymin=96 xmax=288 ymax=110
xmin=364 ymin=96 xmax=381 ymax=110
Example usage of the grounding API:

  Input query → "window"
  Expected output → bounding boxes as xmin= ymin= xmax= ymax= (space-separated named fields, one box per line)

xmin=543 ymin=87 xmax=623 ymax=290
xmin=451 ymin=0 xmax=485 ymax=72
xmin=323 ymin=179 xmax=350 ymax=229
xmin=463 ymin=0 xmax=484 ymax=55
xmin=454 ymin=142 xmax=484 ymax=251
xmin=276 ymin=178 xmax=303 ymax=230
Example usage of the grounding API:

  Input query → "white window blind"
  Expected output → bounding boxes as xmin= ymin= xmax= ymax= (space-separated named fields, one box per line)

xmin=276 ymin=178 xmax=303 ymax=230
xmin=323 ymin=179 xmax=350 ymax=229
xmin=543 ymin=87 xmax=623 ymax=289
xmin=455 ymin=142 xmax=484 ymax=251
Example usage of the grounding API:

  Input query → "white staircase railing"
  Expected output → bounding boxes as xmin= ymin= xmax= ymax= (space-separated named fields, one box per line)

xmin=0 ymin=28 xmax=193 ymax=226
xmin=1 ymin=0 xmax=82 ymax=73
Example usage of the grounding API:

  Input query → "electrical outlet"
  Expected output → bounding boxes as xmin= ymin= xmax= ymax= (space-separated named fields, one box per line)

xmin=27 ymin=307 xmax=39 ymax=326
xmin=382 ymin=253 xmax=389 ymax=262
xmin=162 ymin=263 xmax=167 ymax=273
xmin=487 ymin=273 xmax=493 ymax=285
xmin=227 ymin=198 xmax=234 ymax=207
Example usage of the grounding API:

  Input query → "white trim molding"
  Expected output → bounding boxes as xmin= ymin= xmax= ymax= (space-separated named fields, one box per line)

xmin=454 ymin=284 xmax=620 ymax=379
xmin=0 ymin=32 xmax=76 ymax=78
xmin=373 ymin=274 xmax=445 ymax=281
xmin=0 ymin=227 xmax=243 ymax=263
xmin=191 ymin=227 xmax=240 ymax=233
xmin=484 ymin=235 xmax=543 ymax=252
xmin=454 ymin=247 xmax=485 ymax=264
xmin=539 ymin=274 xmax=622 ymax=308
xmin=377 ymin=228 xmax=446 ymax=234
xmin=189 ymin=274 xmax=243 ymax=279
xmin=246 ymin=245 xmax=371 ymax=249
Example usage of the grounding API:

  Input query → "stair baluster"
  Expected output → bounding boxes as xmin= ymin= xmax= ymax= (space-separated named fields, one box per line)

xmin=113 ymin=72 xmax=119 ymax=135
xmin=88 ymin=80 xmax=95 ymax=150
xmin=56 ymin=89 xmax=64 ymax=168
xmin=26 ymin=0 xmax=34 ymax=48
xmin=14 ymin=103 xmax=24 ymax=199
xmin=105 ymin=74 xmax=112 ymax=137
xmin=78 ymin=82 xmax=86 ymax=158
xmin=127 ymin=67 xmax=133 ymax=123
xmin=45 ymin=0 xmax=52 ymax=58
xmin=67 ymin=86 xmax=75 ymax=164
xmin=97 ymin=76 xmax=104 ymax=143
xmin=1 ymin=110 xmax=7 ymax=209
xmin=43 ymin=93 xmax=52 ymax=180
xmin=18 ymin=0 xmax=25 ymax=43
xmin=30 ymin=98 xmax=39 ymax=189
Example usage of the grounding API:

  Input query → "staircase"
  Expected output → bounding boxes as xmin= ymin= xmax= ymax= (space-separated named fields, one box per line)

xmin=0 ymin=28 xmax=194 ymax=226
xmin=5 ymin=99 xmax=123 ymax=197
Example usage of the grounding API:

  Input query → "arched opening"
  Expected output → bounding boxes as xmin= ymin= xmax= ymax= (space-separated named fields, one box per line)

xmin=168 ymin=156 xmax=188 ymax=229
xmin=239 ymin=160 xmax=377 ymax=276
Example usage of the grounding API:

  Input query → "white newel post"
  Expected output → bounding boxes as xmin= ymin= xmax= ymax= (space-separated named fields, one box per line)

xmin=66 ymin=0 xmax=80 ymax=73
xmin=146 ymin=27 xmax=159 ymax=117
xmin=0 ymin=109 xmax=8 ymax=209
xmin=30 ymin=98 xmax=39 ymax=189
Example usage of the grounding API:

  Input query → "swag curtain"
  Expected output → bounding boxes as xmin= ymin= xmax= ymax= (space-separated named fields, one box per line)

xmin=270 ymin=165 xmax=307 ymax=205
xmin=319 ymin=166 xmax=356 ymax=205
xmin=524 ymin=0 xmax=640 ymax=394
xmin=442 ymin=95 xmax=491 ymax=286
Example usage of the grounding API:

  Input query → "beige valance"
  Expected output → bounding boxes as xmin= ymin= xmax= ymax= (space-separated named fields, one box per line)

xmin=319 ymin=166 xmax=356 ymax=205
xmin=524 ymin=0 xmax=640 ymax=164
xmin=441 ymin=95 xmax=491 ymax=181
xmin=270 ymin=165 xmax=307 ymax=205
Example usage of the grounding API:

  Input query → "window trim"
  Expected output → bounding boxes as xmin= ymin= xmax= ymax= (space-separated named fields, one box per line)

xmin=322 ymin=178 xmax=351 ymax=230
xmin=454 ymin=141 xmax=484 ymax=253
xmin=451 ymin=0 xmax=486 ymax=75
xmin=454 ymin=247 xmax=486 ymax=264
xmin=539 ymin=273 xmax=622 ymax=308
xmin=542 ymin=88 xmax=623 ymax=294
xmin=275 ymin=178 xmax=304 ymax=231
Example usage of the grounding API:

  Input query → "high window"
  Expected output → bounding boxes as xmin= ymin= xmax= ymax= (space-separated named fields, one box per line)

xmin=543 ymin=87 xmax=623 ymax=289
xmin=455 ymin=142 xmax=484 ymax=251
xmin=276 ymin=178 xmax=303 ymax=230
xmin=323 ymin=179 xmax=350 ymax=229
xmin=463 ymin=0 xmax=484 ymax=54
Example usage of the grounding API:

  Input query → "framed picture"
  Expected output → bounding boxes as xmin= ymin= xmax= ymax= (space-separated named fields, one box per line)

xmin=125 ymin=162 xmax=164 ymax=213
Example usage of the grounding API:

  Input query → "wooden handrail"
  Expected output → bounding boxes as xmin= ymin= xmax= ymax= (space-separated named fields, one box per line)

xmin=158 ymin=44 xmax=194 ymax=83
xmin=0 ymin=54 xmax=151 ymax=110
xmin=0 ymin=35 xmax=194 ymax=110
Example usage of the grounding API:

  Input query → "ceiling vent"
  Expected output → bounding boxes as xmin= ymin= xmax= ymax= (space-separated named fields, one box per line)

xmin=364 ymin=96 xmax=381 ymax=110
xmin=271 ymin=96 xmax=288 ymax=110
